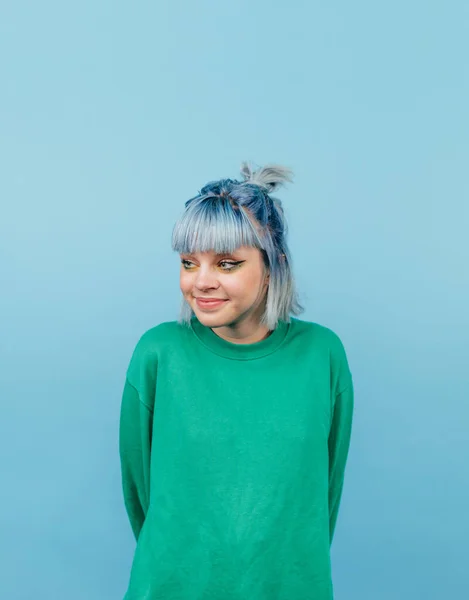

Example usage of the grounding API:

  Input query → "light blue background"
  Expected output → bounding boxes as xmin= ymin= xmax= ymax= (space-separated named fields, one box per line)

xmin=1 ymin=1 xmax=468 ymax=598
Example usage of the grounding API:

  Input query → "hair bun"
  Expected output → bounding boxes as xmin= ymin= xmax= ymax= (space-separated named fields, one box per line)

xmin=240 ymin=161 xmax=293 ymax=193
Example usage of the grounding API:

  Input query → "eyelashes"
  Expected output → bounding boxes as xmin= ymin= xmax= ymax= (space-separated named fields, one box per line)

xmin=181 ymin=259 xmax=244 ymax=272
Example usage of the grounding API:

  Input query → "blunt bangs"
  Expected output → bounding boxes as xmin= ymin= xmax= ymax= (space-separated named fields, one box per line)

xmin=171 ymin=196 xmax=264 ymax=257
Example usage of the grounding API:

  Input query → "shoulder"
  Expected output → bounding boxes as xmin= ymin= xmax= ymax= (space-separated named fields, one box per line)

xmin=291 ymin=317 xmax=348 ymax=354
xmin=135 ymin=319 xmax=186 ymax=349
xmin=290 ymin=317 xmax=353 ymax=392
xmin=125 ymin=320 xmax=188 ymax=384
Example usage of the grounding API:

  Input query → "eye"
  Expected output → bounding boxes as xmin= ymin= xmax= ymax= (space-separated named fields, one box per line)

xmin=181 ymin=259 xmax=243 ymax=271
xmin=219 ymin=260 xmax=241 ymax=271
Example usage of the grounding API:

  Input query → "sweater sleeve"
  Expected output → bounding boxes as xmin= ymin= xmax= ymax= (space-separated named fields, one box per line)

xmin=119 ymin=378 xmax=153 ymax=541
xmin=328 ymin=382 xmax=354 ymax=545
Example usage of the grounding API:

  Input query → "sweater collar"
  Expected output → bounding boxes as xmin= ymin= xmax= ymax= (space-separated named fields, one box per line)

xmin=190 ymin=316 xmax=291 ymax=360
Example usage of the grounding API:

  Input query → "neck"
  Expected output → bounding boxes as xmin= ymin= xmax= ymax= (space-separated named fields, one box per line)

xmin=210 ymin=319 xmax=272 ymax=345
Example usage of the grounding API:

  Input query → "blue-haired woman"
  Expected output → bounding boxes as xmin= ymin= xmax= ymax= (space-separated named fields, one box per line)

xmin=119 ymin=162 xmax=354 ymax=600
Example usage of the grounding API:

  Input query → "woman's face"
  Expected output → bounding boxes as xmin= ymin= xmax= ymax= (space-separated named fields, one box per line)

xmin=179 ymin=246 xmax=270 ymax=337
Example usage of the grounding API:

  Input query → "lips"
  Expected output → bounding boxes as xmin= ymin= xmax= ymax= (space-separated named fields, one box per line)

xmin=195 ymin=298 xmax=228 ymax=309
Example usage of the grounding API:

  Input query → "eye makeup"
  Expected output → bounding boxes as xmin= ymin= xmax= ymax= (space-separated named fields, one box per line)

xmin=181 ymin=259 xmax=244 ymax=272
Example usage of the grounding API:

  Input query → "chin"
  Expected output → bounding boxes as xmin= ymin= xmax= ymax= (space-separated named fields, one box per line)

xmin=192 ymin=303 xmax=235 ymax=325
xmin=194 ymin=308 xmax=227 ymax=320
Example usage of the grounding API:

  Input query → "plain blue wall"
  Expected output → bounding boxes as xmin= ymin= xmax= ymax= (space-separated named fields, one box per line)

xmin=1 ymin=1 xmax=468 ymax=598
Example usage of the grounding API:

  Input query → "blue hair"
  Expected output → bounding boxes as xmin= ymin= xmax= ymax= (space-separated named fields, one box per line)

xmin=171 ymin=161 xmax=304 ymax=330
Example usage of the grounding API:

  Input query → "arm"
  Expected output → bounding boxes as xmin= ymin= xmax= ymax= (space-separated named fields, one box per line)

xmin=119 ymin=378 xmax=153 ymax=541
xmin=328 ymin=383 xmax=354 ymax=545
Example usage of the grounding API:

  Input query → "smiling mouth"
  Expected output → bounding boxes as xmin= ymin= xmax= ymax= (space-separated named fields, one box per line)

xmin=195 ymin=298 xmax=229 ymax=309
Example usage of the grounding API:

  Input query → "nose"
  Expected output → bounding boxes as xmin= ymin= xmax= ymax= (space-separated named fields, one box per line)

xmin=194 ymin=265 xmax=220 ymax=290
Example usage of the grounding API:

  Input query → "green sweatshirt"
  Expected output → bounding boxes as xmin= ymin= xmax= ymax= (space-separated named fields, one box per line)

xmin=119 ymin=315 xmax=354 ymax=600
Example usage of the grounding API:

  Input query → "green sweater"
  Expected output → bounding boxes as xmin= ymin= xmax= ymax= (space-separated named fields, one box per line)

xmin=119 ymin=316 xmax=354 ymax=600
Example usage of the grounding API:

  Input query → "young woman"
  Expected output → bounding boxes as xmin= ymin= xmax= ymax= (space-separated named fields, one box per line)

xmin=119 ymin=162 xmax=354 ymax=599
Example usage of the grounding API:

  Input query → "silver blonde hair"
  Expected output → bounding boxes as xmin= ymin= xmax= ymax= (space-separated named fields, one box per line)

xmin=171 ymin=161 xmax=304 ymax=330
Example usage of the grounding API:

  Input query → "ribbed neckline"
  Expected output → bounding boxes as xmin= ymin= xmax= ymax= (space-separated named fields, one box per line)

xmin=189 ymin=316 xmax=292 ymax=361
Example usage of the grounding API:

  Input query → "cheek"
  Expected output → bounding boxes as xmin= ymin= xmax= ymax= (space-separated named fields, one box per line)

xmin=179 ymin=269 xmax=262 ymax=297
xmin=224 ymin=272 xmax=260 ymax=296
xmin=180 ymin=272 xmax=192 ymax=293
